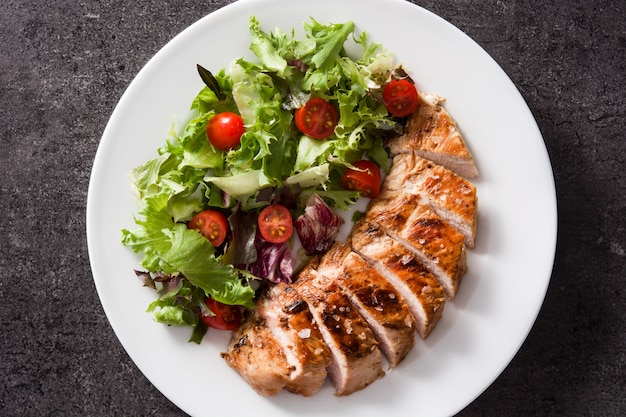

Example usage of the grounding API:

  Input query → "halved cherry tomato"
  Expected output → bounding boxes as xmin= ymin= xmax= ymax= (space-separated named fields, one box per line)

xmin=294 ymin=97 xmax=338 ymax=139
xmin=206 ymin=112 xmax=245 ymax=151
xmin=258 ymin=204 xmax=293 ymax=243
xmin=382 ymin=79 xmax=419 ymax=117
xmin=341 ymin=160 xmax=382 ymax=199
xmin=188 ymin=210 xmax=229 ymax=247
xmin=200 ymin=297 xmax=242 ymax=330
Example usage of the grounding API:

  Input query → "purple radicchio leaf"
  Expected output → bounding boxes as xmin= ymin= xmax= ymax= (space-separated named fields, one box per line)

xmin=134 ymin=270 xmax=156 ymax=289
xmin=247 ymin=234 xmax=293 ymax=284
xmin=295 ymin=194 xmax=344 ymax=256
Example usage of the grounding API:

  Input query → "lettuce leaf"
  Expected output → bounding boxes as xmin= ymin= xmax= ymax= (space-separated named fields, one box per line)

xmin=249 ymin=16 xmax=289 ymax=75
xmin=161 ymin=226 xmax=255 ymax=308
xmin=141 ymin=273 xmax=209 ymax=343
xmin=121 ymin=195 xmax=255 ymax=308
xmin=305 ymin=19 xmax=355 ymax=70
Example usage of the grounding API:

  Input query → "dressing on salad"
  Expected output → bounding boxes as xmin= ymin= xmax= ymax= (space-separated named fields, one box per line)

xmin=121 ymin=16 xmax=417 ymax=343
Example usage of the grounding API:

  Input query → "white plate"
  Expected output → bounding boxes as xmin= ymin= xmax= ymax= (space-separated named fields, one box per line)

xmin=86 ymin=0 xmax=557 ymax=416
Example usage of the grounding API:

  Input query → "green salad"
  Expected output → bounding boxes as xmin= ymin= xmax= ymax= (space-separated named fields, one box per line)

xmin=121 ymin=16 xmax=418 ymax=342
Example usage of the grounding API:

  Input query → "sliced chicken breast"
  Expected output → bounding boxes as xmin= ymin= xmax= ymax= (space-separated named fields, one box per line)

xmin=221 ymin=311 xmax=292 ymax=396
xmin=350 ymin=220 xmax=446 ymax=339
xmin=365 ymin=191 xmax=467 ymax=299
xmin=387 ymin=92 xmax=479 ymax=179
xmin=256 ymin=283 xmax=332 ymax=396
xmin=382 ymin=152 xmax=478 ymax=248
xmin=294 ymin=257 xmax=385 ymax=396
xmin=316 ymin=242 xmax=416 ymax=368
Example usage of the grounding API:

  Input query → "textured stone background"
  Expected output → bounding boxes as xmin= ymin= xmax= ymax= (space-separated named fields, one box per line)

xmin=1 ymin=0 xmax=624 ymax=415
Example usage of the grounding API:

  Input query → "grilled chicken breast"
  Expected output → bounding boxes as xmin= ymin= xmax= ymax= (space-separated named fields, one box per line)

xmin=294 ymin=257 xmax=385 ymax=396
xmin=222 ymin=90 xmax=479 ymax=398
xmin=350 ymin=220 xmax=446 ymax=339
xmin=316 ymin=242 xmax=416 ymax=368
xmin=382 ymin=152 xmax=478 ymax=248
xmin=365 ymin=191 xmax=467 ymax=299
xmin=387 ymin=92 xmax=479 ymax=179
xmin=221 ymin=311 xmax=292 ymax=396
xmin=257 ymin=283 xmax=332 ymax=396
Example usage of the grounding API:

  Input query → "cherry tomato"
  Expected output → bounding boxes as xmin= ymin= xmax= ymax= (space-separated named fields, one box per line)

xmin=382 ymin=79 xmax=419 ymax=117
xmin=258 ymin=204 xmax=293 ymax=243
xmin=206 ymin=112 xmax=245 ymax=151
xmin=200 ymin=297 xmax=242 ymax=330
xmin=341 ymin=160 xmax=382 ymax=199
xmin=294 ymin=97 xmax=339 ymax=139
xmin=188 ymin=210 xmax=229 ymax=247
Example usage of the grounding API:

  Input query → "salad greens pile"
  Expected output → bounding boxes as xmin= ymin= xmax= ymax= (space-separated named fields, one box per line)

xmin=121 ymin=16 xmax=402 ymax=342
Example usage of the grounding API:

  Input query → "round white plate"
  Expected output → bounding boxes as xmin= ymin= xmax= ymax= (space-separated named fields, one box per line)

xmin=86 ymin=0 xmax=557 ymax=416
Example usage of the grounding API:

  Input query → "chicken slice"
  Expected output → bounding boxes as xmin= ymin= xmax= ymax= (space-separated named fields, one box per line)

xmin=293 ymin=257 xmax=385 ymax=395
xmin=350 ymin=220 xmax=446 ymax=338
xmin=256 ymin=283 xmax=332 ymax=396
xmin=382 ymin=153 xmax=478 ymax=248
xmin=387 ymin=92 xmax=479 ymax=179
xmin=316 ymin=242 xmax=416 ymax=368
xmin=365 ymin=191 xmax=467 ymax=299
xmin=221 ymin=311 xmax=291 ymax=396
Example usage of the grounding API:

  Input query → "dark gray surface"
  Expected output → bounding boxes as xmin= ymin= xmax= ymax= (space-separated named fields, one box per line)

xmin=1 ymin=0 xmax=624 ymax=415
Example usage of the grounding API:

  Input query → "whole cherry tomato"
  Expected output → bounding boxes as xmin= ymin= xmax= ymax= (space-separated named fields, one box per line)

xmin=206 ymin=112 xmax=245 ymax=151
